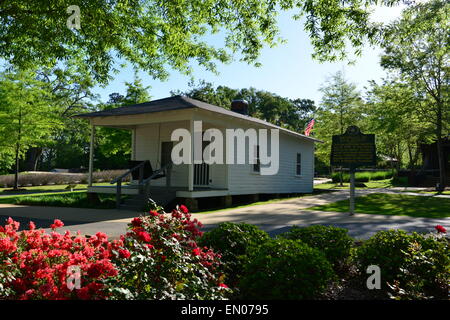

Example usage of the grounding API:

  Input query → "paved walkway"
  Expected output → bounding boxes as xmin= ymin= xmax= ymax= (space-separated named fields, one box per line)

xmin=0 ymin=189 xmax=448 ymax=240
xmin=190 ymin=190 xmax=449 ymax=239
xmin=0 ymin=204 xmax=137 ymax=233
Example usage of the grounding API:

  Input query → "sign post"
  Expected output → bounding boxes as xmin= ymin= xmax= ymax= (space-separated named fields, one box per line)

xmin=349 ymin=166 xmax=356 ymax=215
xmin=331 ymin=126 xmax=376 ymax=216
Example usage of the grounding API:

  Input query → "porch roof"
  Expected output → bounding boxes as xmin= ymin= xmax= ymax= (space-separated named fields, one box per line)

xmin=75 ymin=95 xmax=321 ymax=142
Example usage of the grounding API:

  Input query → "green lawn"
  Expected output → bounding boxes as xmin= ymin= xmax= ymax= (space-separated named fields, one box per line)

xmin=0 ymin=182 xmax=115 ymax=195
xmin=314 ymin=179 xmax=395 ymax=190
xmin=412 ymin=190 xmax=450 ymax=195
xmin=309 ymin=193 xmax=450 ymax=219
xmin=0 ymin=191 xmax=119 ymax=209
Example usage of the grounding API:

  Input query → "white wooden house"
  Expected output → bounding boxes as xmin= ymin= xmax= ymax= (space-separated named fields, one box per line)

xmin=76 ymin=96 xmax=320 ymax=210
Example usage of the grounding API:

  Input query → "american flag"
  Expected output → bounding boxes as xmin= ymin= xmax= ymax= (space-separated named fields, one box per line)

xmin=304 ymin=118 xmax=315 ymax=136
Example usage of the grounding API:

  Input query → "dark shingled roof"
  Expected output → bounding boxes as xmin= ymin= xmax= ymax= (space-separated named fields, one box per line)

xmin=75 ymin=95 xmax=320 ymax=142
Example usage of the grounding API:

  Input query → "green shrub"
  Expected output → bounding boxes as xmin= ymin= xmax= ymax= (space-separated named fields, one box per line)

xmin=278 ymin=225 xmax=354 ymax=273
xmin=392 ymin=176 xmax=408 ymax=186
xmin=371 ymin=171 xmax=394 ymax=180
xmin=239 ymin=239 xmax=335 ymax=299
xmin=198 ymin=222 xmax=270 ymax=288
xmin=331 ymin=171 xmax=395 ymax=183
xmin=356 ymin=230 xmax=449 ymax=299
xmin=332 ymin=172 xmax=349 ymax=183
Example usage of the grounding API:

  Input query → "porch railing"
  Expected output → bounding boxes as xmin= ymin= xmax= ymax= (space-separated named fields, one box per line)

xmin=110 ymin=161 xmax=172 ymax=208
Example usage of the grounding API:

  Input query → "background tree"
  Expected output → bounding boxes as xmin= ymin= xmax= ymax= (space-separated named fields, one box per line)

xmin=380 ymin=0 xmax=449 ymax=188
xmin=0 ymin=0 xmax=404 ymax=83
xmin=25 ymin=59 xmax=98 ymax=171
xmin=364 ymin=78 xmax=432 ymax=170
xmin=314 ymin=71 xmax=364 ymax=178
xmin=94 ymin=75 xmax=151 ymax=169
xmin=0 ymin=70 xmax=62 ymax=189
xmin=175 ymin=81 xmax=316 ymax=132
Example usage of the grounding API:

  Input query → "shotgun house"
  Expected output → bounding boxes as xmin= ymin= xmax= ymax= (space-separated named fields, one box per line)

xmin=75 ymin=95 xmax=320 ymax=210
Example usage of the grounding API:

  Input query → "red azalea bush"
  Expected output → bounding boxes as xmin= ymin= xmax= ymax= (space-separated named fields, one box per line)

xmin=435 ymin=225 xmax=446 ymax=234
xmin=106 ymin=202 xmax=230 ymax=299
xmin=0 ymin=202 xmax=228 ymax=300
xmin=0 ymin=218 xmax=122 ymax=300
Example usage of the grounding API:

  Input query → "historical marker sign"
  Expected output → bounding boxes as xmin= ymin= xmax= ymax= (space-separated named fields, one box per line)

xmin=331 ymin=126 xmax=376 ymax=168
xmin=330 ymin=126 xmax=376 ymax=216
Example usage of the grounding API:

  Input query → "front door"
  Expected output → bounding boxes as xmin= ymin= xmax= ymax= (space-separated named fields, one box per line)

xmin=161 ymin=141 xmax=173 ymax=168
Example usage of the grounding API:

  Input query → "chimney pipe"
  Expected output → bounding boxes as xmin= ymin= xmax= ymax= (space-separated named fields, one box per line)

xmin=231 ymin=99 xmax=249 ymax=115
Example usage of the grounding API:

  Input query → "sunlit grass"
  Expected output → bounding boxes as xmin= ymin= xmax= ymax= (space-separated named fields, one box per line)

xmin=314 ymin=179 xmax=395 ymax=190
xmin=0 ymin=191 xmax=119 ymax=209
xmin=309 ymin=193 xmax=450 ymax=219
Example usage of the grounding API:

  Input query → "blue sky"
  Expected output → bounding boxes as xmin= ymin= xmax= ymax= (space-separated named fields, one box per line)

xmin=93 ymin=5 xmax=405 ymax=105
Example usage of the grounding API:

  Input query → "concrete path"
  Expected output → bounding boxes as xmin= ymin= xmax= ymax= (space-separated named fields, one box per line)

xmin=313 ymin=178 xmax=332 ymax=185
xmin=0 ymin=190 xmax=448 ymax=240
xmin=190 ymin=190 xmax=449 ymax=239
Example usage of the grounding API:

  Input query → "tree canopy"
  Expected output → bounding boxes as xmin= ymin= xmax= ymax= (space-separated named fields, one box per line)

xmin=0 ymin=70 xmax=63 ymax=185
xmin=174 ymin=81 xmax=316 ymax=132
xmin=380 ymin=0 xmax=449 ymax=186
xmin=0 ymin=0 xmax=404 ymax=83
xmin=313 ymin=72 xmax=364 ymax=170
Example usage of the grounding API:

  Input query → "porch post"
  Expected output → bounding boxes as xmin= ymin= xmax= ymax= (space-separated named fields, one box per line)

xmin=131 ymin=127 xmax=136 ymax=161
xmin=188 ymin=118 xmax=194 ymax=191
xmin=88 ymin=124 xmax=95 ymax=187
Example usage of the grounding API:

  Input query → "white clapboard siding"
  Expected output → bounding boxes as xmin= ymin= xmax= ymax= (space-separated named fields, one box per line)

xmin=227 ymin=132 xmax=314 ymax=194
xmin=133 ymin=116 xmax=315 ymax=195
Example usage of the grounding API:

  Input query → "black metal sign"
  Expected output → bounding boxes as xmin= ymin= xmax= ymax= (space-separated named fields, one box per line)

xmin=330 ymin=126 xmax=376 ymax=167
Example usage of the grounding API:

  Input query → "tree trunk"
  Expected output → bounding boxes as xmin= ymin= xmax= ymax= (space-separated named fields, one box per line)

xmin=14 ymin=142 xmax=20 ymax=190
xmin=13 ymin=105 xmax=22 ymax=190
xmin=436 ymin=101 xmax=446 ymax=190
xmin=436 ymin=137 xmax=445 ymax=189
xmin=407 ymin=144 xmax=414 ymax=170
xmin=24 ymin=147 xmax=43 ymax=171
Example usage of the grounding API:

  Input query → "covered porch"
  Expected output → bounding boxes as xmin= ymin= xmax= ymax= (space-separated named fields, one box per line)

xmin=84 ymin=108 xmax=230 ymax=208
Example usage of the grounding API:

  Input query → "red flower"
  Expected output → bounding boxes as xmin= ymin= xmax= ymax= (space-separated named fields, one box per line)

xmin=179 ymin=205 xmax=189 ymax=214
xmin=435 ymin=225 xmax=447 ymax=233
xmin=6 ymin=217 xmax=20 ymax=230
xmin=131 ymin=217 xmax=142 ymax=228
xmin=219 ymin=283 xmax=228 ymax=288
xmin=118 ymin=249 xmax=131 ymax=259
xmin=149 ymin=211 xmax=159 ymax=217
xmin=192 ymin=247 xmax=201 ymax=256
xmin=137 ymin=231 xmax=151 ymax=242
xmin=28 ymin=221 xmax=36 ymax=231
xmin=50 ymin=219 xmax=64 ymax=230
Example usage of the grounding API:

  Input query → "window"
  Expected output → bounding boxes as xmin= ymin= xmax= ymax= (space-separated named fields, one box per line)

xmin=296 ymin=153 xmax=302 ymax=175
xmin=253 ymin=145 xmax=260 ymax=173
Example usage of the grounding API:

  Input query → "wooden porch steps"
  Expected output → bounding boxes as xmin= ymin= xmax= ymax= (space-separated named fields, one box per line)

xmin=120 ymin=187 xmax=177 ymax=211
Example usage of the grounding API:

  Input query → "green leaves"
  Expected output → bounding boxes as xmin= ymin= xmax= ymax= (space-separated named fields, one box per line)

xmin=0 ymin=70 xmax=63 ymax=169
xmin=0 ymin=1 xmax=404 ymax=82
xmin=314 ymin=71 xmax=363 ymax=166
xmin=177 ymin=81 xmax=316 ymax=132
